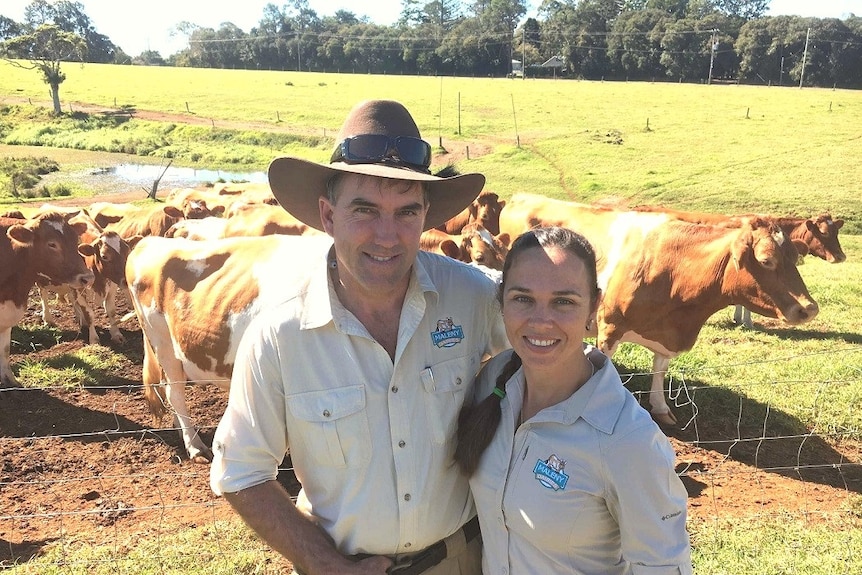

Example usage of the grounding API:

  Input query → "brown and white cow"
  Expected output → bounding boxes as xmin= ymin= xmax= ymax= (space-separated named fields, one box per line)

xmin=125 ymin=234 xmax=333 ymax=462
xmin=36 ymin=210 xmax=142 ymax=345
xmin=630 ymin=205 xmax=846 ymax=327
xmin=499 ymin=193 xmax=819 ymax=425
xmin=420 ymin=222 xmax=511 ymax=270
xmin=437 ymin=190 xmax=506 ymax=236
xmin=1 ymin=212 xmax=94 ymax=386
xmin=221 ymin=203 xmax=324 ymax=238
xmin=105 ymin=204 xmax=185 ymax=239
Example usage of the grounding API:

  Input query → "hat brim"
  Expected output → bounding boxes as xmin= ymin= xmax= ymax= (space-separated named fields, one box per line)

xmin=268 ymin=157 xmax=485 ymax=231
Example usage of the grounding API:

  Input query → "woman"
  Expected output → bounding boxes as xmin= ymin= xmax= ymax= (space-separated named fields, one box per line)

xmin=455 ymin=226 xmax=693 ymax=575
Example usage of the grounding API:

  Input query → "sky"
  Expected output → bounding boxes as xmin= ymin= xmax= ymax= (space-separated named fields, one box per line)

xmin=1 ymin=0 xmax=859 ymax=57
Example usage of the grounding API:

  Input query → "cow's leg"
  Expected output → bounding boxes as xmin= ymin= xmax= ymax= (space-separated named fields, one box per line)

xmin=38 ymin=286 xmax=58 ymax=326
xmin=0 ymin=326 xmax=19 ymax=387
xmin=101 ymin=284 xmax=125 ymax=344
xmin=732 ymin=305 xmax=754 ymax=329
xmin=165 ymin=379 xmax=213 ymax=464
xmin=649 ymin=354 xmax=676 ymax=427
xmin=71 ymin=290 xmax=99 ymax=345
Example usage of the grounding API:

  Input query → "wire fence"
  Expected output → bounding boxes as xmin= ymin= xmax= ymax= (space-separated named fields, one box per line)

xmin=1 ymin=348 xmax=861 ymax=573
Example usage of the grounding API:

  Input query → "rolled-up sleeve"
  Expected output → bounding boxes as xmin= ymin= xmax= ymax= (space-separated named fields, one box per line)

xmin=210 ymin=321 xmax=288 ymax=496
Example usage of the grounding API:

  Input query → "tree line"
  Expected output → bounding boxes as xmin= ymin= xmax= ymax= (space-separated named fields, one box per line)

xmin=3 ymin=0 xmax=861 ymax=91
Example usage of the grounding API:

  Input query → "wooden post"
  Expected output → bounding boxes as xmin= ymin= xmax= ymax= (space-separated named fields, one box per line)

xmin=186 ymin=102 xmax=191 ymax=113
xmin=466 ymin=146 xmax=470 ymax=160
xmin=745 ymin=107 xmax=750 ymax=119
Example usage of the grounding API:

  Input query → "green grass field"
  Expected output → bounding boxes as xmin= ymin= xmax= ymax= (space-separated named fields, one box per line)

xmin=1 ymin=62 xmax=861 ymax=574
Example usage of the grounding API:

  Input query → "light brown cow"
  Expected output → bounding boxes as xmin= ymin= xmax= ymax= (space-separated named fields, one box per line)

xmin=125 ymin=234 xmax=333 ymax=462
xmin=499 ymin=194 xmax=818 ymax=425
xmin=420 ymin=222 xmax=511 ymax=270
xmin=1 ymin=212 xmax=95 ymax=386
xmin=221 ymin=203 xmax=325 ymax=238
xmin=630 ymin=205 xmax=846 ymax=327
xmin=36 ymin=210 xmax=142 ymax=345
xmin=437 ymin=190 xmax=506 ymax=235
xmin=105 ymin=204 xmax=184 ymax=239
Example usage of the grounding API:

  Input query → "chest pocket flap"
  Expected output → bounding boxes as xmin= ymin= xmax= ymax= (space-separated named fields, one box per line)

xmin=286 ymin=385 xmax=370 ymax=468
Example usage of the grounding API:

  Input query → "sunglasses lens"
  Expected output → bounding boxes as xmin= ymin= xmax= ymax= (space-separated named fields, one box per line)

xmin=395 ymin=137 xmax=431 ymax=167
xmin=344 ymin=135 xmax=390 ymax=161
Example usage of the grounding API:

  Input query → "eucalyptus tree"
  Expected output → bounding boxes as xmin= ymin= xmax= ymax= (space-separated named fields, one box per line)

xmin=608 ymin=9 xmax=671 ymax=79
xmin=1 ymin=24 xmax=86 ymax=114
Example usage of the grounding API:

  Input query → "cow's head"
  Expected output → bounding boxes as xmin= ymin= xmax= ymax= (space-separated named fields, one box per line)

xmin=458 ymin=223 xmax=510 ymax=270
xmin=78 ymin=231 xmax=142 ymax=287
xmin=803 ymin=215 xmax=846 ymax=263
xmin=468 ymin=191 xmax=506 ymax=235
xmin=730 ymin=217 xmax=818 ymax=325
xmin=7 ymin=211 xmax=94 ymax=289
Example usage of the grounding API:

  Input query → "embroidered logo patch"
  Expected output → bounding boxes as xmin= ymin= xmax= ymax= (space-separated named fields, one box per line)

xmin=534 ymin=454 xmax=569 ymax=491
xmin=431 ymin=317 xmax=464 ymax=348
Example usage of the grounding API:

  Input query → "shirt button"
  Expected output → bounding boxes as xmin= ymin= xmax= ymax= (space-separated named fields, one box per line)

xmin=455 ymin=377 xmax=462 ymax=385
xmin=404 ymin=542 xmax=412 ymax=548
xmin=391 ymin=386 xmax=399 ymax=393
xmin=322 ymin=410 xmax=331 ymax=418
xmin=398 ymin=440 xmax=406 ymax=448
xmin=404 ymin=493 xmax=411 ymax=501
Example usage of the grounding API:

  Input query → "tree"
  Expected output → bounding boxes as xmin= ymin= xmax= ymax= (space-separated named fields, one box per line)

xmin=1 ymin=24 xmax=86 ymax=114
xmin=0 ymin=16 xmax=23 ymax=41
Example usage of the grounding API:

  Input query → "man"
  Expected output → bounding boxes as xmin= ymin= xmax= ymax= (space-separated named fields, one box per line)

xmin=210 ymin=100 xmax=509 ymax=575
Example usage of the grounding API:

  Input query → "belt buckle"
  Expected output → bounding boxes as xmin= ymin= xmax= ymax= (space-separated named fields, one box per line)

xmin=386 ymin=554 xmax=415 ymax=574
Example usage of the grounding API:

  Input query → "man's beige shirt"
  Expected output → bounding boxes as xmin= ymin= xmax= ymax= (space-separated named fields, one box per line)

xmin=210 ymin=241 xmax=508 ymax=555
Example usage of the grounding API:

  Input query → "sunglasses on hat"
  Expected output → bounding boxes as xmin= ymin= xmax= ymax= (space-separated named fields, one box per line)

xmin=330 ymin=134 xmax=432 ymax=173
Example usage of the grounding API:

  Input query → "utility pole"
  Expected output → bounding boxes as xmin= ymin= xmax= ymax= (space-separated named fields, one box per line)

xmin=799 ymin=27 xmax=811 ymax=88
xmin=522 ymin=27 xmax=526 ymax=80
xmin=707 ymin=29 xmax=718 ymax=84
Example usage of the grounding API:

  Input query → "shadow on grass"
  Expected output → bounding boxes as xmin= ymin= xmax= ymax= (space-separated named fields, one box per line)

xmin=617 ymin=365 xmax=862 ymax=496
xmin=0 ymin=538 xmax=55 ymax=569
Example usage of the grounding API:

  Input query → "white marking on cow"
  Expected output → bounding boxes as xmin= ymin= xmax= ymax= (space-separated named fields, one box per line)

xmin=104 ymin=233 xmax=122 ymax=254
xmin=598 ymin=211 xmax=669 ymax=290
xmin=476 ymin=227 xmax=495 ymax=247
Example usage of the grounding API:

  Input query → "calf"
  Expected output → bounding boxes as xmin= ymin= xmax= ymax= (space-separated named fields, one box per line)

xmin=1 ymin=212 xmax=94 ymax=386
xmin=420 ymin=222 xmax=510 ymax=270
xmin=437 ymin=190 xmax=506 ymax=235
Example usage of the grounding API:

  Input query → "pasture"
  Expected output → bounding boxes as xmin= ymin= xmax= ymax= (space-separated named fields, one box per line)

xmin=0 ymin=64 xmax=861 ymax=573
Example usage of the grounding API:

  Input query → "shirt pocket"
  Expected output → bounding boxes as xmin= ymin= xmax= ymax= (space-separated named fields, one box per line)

xmin=285 ymin=385 xmax=371 ymax=469
xmin=420 ymin=354 xmax=477 ymax=447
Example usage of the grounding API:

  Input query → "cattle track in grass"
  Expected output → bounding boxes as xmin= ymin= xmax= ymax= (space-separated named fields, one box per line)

xmin=1 ymin=192 xmax=860 ymax=569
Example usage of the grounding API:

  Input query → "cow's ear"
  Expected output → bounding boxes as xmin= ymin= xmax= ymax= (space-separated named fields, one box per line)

xmin=78 ymin=242 xmax=97 ymax=257
xmin=496 ymin=233 xmax=511 ymax=248
xmin=127 ymin=235 xmax=144 ymax=250
xmin=7 ymin=224 xmax=34 ymax=246
xmin=834 ymin=219 xmax=844 ymax=230
xmin=71 ymin=221 xmax=89 ymax=237
xmin=792 ymin=239 xmax=809 ymax=259
xmin=731 ymin=231 xmax=752 ymax=271
xmin=212 ymin=205 xmax=226 ymax=217
xmin=498 ymin=199 xmax=506 ymax=209
xmin=163 ymin=206 xmax=184 ymax=218
xmin=439 ymin=239 xmax=461 ymax=260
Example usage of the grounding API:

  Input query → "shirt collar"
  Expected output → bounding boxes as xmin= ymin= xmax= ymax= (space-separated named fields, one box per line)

xmin=300 ymin=248 xmax=441 ymax=330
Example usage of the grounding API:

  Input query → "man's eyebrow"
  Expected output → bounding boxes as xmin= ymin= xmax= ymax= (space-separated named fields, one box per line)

xmin=346 ymin=198 xmax=424 ymax=211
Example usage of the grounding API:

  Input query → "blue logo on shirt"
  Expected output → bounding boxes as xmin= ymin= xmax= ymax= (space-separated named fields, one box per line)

xmin=534 ymin=454 xmax=568 ymax=491
xmin=431 ymin=317 xmax=464 ymax=348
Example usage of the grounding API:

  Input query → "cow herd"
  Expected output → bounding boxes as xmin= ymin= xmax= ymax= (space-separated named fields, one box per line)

xmin=1 ymin=182 xmax=846 ymax=459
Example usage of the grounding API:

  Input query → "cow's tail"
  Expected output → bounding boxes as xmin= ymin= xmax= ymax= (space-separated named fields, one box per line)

xmin=141 ymin=330 xmax=168 ymax=424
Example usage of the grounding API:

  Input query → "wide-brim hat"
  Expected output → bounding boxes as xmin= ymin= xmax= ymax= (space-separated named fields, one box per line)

xmin=268 ymin=99 xmax=485 ymax=231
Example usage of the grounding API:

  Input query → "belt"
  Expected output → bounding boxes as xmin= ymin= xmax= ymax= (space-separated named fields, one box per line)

xmin=354 ymin=516 xmax=480 ymax=575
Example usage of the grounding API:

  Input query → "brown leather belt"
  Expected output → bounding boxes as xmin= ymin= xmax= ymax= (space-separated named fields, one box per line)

xmin=354 ymin=516 xmax=481 ymax=575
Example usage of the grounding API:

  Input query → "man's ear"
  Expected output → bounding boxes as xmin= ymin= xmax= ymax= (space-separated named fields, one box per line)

xmin=319 ymin=196 xmax=335 ymax=236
